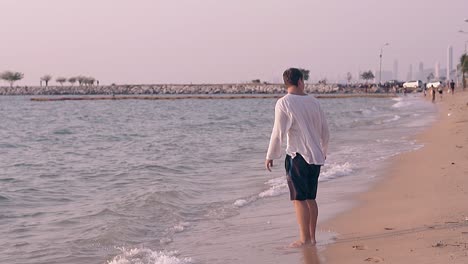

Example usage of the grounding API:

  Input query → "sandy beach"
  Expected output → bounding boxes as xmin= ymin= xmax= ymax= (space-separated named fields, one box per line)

xmin=323 ymin=90 xmax=468 ymax=263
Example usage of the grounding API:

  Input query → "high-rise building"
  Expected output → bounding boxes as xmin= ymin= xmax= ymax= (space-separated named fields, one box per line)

xmin=393 ymin=60 xmax=398 ymax=80
xmin=418 ymin=62 xmax=424 ymax=80
xmin=435 ymin=62 xmax=440 ymax=79
xmin=447 ymin=46 xmax=453 ymax=80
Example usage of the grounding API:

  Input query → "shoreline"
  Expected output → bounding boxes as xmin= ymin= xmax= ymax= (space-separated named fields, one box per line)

xmin=321 ymin=90 xmax=468 ymax=263
xmin=27 ymin=93 xmax=397 ymax=101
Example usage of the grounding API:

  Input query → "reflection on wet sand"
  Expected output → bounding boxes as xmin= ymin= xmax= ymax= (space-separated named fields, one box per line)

xmin=302 ymin=246 xmax=321 ymax=264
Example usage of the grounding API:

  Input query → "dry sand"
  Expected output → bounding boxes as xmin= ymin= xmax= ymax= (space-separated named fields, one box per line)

xmin=323 ymin=90 xmax=468 ymax=263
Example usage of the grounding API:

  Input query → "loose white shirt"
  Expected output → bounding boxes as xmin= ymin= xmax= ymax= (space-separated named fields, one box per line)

xmin=266 ymin=94 xmax=329 ymax=165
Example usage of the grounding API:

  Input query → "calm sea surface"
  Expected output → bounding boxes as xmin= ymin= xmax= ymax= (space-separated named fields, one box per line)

xmin=0 ymin=95 xmax=436 ymax=264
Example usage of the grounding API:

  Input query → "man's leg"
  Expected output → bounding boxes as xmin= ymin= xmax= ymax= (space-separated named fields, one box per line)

xmin=306 ymin=199 xmax=318 ymax=243
xmin=293 ymin=200 xmax=311 ymax=246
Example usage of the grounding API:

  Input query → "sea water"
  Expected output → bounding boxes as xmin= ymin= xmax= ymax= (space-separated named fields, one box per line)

xmin=0 ymin=95 xmax=436 ymax=264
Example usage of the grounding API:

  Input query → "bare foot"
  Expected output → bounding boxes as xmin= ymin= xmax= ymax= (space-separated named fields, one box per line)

xmin=288 ymin=240 xmax=315 ymax=248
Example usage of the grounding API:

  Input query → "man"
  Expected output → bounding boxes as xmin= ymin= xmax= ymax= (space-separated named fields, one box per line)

xmin=450 ymin=80 xmax=455 ymax=94
xmin=265 ymin=68 xmax=329 ymax=247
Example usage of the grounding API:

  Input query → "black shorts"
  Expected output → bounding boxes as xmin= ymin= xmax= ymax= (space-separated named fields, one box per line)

xmin=285 ymin=153 xmax=321 ymax=201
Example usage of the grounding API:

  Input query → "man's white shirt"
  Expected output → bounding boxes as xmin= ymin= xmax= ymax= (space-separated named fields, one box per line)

xmin=266 ymin=94 xmax=329 ymax=165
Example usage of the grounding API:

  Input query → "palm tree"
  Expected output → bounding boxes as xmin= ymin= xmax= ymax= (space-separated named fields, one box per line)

xmin=298 ymin=68 xmax=310 ymax=81
xmin=41 ymin=75 xmax=53 ymax=87
xmin=0 ymin=71 xmax=24 ymax=87
xmin=68 ymin=77 xmax=77 ymax=86
xmin=85 ymin=77 xmax=95 ymax=86
xmin=360 ymin=70 xmax=375 ymax=93
xmin=459 ymin=54 xmax=468 ymax=89
xmin=56 ymin=77 xmax=67 ymax=86
xmin=77 ymin=76 xmax=86 ymax=86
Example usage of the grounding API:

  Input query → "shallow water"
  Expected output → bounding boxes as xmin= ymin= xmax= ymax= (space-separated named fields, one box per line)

xmin=0 ymin=95 xmax=436 ymax=264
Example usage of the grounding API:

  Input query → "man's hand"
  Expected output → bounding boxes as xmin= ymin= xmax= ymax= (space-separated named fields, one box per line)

xmin=265 ymin=159 xmax=273 ymax=172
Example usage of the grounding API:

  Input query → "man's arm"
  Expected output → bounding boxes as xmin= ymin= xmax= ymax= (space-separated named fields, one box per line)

xmin=266 ymin=101 xmax=291 ymax=171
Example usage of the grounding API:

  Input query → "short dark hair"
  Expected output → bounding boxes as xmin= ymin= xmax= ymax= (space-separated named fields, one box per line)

xmin=283 ymin=68 xmax=303 ymax=87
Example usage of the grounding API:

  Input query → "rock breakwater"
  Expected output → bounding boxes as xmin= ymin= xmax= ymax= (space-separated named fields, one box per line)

xmin=1 ymin=83 xmax=351 ymax=96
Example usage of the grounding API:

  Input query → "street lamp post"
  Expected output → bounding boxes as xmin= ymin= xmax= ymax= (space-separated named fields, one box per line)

xmin=379 ymin=43 xmax=389 ymax=85
xmin=459 ymin=30 xmax=468 ymax=53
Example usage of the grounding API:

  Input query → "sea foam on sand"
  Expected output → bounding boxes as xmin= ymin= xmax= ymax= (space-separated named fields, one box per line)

xmin=107 ymin=247 xmax=192 ymax=264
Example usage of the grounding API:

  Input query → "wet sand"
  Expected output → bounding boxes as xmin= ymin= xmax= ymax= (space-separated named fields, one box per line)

xmin=323 ymin=90 xmax=468 ymax=263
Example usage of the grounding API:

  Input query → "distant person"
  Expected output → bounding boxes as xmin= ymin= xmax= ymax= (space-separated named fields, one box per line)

xmin=423 ymin=83 xmax=427 ymax=96
xmin=450 ymin=80 xmax=455 ymax=94
xmin=266 ymin=68 xmax=329 ymax=248
xmin=431 ymin=86 xmax=436 ymax=103
xmin=438 ymin=86 xmax=443 ymax=100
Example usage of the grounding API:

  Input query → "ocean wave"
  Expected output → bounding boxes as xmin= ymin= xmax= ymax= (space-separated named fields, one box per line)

xmin=233 ymin=196 xmax=259 ymax=207
xmin=172 ymin=222 xmax=190 ymax=233
xmin=0 ymin=143 xmax=19 ymax=148
xmin=360 ymin=109 xmax=372 ymax=116
xmin=107 ymin=247 xmax=193 ymax=264
xmin=233 ymin=199 xmax=249 ymax=207
xmin=320 ymin=162 xmax=353 ymax=180
xmin=383 ymin=115 xmax=401 ymax=123
xmin=257 ymin=163 xmax=354 ymax=198
xmin=258 ymin=177 xmax=288 ymax=198
xmin=53 ymin=128 xmax=73 ymax=135
xmin=391 ymin=98 xmax=411 ymax=108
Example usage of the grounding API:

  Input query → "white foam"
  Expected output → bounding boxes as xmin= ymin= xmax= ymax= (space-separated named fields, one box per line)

xmin=108 ymin=247 xmax=192 ymax=264
xmin=172 ymin=222 xmax=190 ymax=233
xmin=384 ymin=115 xmax=401 ymax=123
xmin=159 ymin=237 xmax=173 ymax=245
xmin=391 ymin=97 xmax=412 ymax=108
xmin=360 ymin=108 xmax=372 ymax=116
xmin=321 ymin=162 xmax=353 ymax=179
xmin=258 ymin=177 xmax=288 ymax=198
xmin=233 ymin=199 xmax=248 ymax=207
xmin=391 ymin=101 xmax=407 ymax=108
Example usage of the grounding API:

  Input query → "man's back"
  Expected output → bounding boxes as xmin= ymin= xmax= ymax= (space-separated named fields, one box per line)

xmin=267 ymin=94 xmax=329 ymax=165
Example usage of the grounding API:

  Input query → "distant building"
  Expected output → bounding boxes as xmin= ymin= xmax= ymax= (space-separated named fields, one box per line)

xmin=447 ymin=46 xmax=453 ymax=80
xmin=435 ymin=62 xmax=440 ymax=79
xmin=418 ymin=62 xmax=424 ymax=80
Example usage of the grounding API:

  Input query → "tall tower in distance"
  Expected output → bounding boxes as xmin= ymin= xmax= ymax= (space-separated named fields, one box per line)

xmin=435 ymin=62 xmax=440 ymax=79
xmin=393 ymin=60 xmax=398 ymax=80
xmin=447 ymin=46 xmax=453 ymax=80
xmin=418 ymin=62 xmax=424 ymax=80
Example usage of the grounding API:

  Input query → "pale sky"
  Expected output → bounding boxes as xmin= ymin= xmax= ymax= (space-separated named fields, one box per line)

xmin=1 ymin=0 xmax=467 ymax=85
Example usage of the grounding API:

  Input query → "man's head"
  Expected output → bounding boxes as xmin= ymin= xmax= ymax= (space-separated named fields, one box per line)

xmin=283 ymin=68 xmax=304 ymax=88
